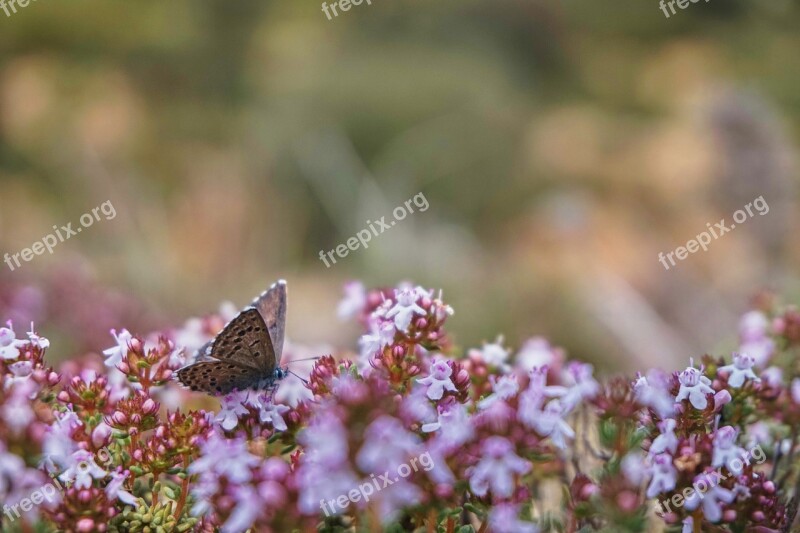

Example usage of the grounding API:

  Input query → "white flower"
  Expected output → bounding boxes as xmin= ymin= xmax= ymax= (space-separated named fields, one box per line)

xmin=103 ymin=329 xmax=133 ymax=368
xmin=0 ymin=323 xmax=27 ymax=360
xmin=358 ymin=320 xmax=396 ymax=361
xmin=473 ymin=336 xmax=510 ymax=367
xmin=718 ymin=352 xmax=759 ymax=388
xmin=675 ymin=364 xmax=714 ymax=410
xmin=478 ymin=375 xmax=519 ymax=409
xmin=26 ymin=322 xmax=49 ymax=349
xmin=417 ymin=359 xmax=457 ymax=400
xmin=514 ymin=337 xmax=559 ymax=373
xmin=384 ymin=288 xmax=426 ymax=332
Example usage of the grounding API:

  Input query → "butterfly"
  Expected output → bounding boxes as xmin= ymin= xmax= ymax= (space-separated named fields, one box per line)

xmin=177 ymin=280 xmax=289 ymax=396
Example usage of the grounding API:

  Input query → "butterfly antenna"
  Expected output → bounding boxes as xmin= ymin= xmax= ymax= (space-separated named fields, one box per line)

xmin=288 ymin=356 xmax=322 ymax=364
xmin=287 ymin=370 xmax=309 ymax=385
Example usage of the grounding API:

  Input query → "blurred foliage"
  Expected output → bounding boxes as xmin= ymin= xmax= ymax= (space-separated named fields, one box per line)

xmin=0 ymin=0 xmax=798 ymax=371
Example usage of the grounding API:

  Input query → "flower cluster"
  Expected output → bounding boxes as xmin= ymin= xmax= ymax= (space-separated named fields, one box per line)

xmin=2 ymin=283 xmax=800 ymax=532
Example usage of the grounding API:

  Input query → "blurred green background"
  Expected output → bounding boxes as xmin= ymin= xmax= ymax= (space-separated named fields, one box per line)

xmin=0 ymin=0 xmax=798 ymax=373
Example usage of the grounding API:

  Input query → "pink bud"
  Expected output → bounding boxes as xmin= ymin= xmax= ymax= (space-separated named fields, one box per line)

xmin=714 ymin=390 xmax=732 ymax=411
xmin=112 ymin=411 xmax=128 ymax=425
xmin=415 ymin=318 xmax=428 ymax=329
xmin=752 ymin=511 xmax=765 ymax=522
xmin=133 ymin=449 xmax=144 ymax=461
xmin=764 ymin=480 xmax=776 ymax=493
xmin=142 ymin=398 xmax=157 ymax=414
xmin=723 ymin=509 xmax=737 ymax=522
xmin=57 ymin=391 xmax=70 ymax=402
xmin=616 ymin=490 xmax=638 ymax=512
xmin=76 ymin=518 xmax=95 ymax=532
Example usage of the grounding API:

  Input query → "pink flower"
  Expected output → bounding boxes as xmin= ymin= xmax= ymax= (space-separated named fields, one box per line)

xmin=417 ymin=359 xmax=457 ymax=400
xmin=514 ymin=337 xmax=559 ymax=373
xmin=255 ymin=395 xmax=290 ymax=431
xmin=337 ymin=281 xmax=367 ymax=321
xmin=469 ymin=436 xmax=530 ymax=498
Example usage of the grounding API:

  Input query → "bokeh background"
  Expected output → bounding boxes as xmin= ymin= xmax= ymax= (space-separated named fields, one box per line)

xmin=0 ymin=0 xmax=798 ymax=374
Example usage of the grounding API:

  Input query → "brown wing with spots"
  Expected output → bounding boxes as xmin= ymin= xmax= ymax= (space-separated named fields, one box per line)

xmin=176 ymin=361 xmax=260 ymax=395
xmin=206 ymin=308 xmax=277 ymax=373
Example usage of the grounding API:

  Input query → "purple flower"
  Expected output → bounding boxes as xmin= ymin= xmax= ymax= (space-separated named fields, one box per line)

xmin=489 ymin=503 xmax=540 ymax=533
xmin=255 ymin=395 xmax=290 ymax=431
xmin=558 ymin=362 xmax=600 ymax=412
xmin=633 ymin=372 xmax=675 ymax=419
xmin=469 ymin=436 xmax=530 ymax=498
xmin=0 ymin=442 xmax=25 ymax=500
xmin=214 ymin=391 xmax=250 ymax=431
xmin=357 ymin=415 xmax=421 ymax=473
xmin=684 ymin=474 xmax=735 ymax=522
xmin=189 ymin=433 xmax=259 ymax=483
xmin=649 ymin=418 xmax=678 ymax=456
xmin=712 ymin=426 xmax=746 ymax=473
xmin=525 ymin=399 xmax=575 ymax=450
xmin=645 ymin=453 xmax=676 ymax=498
xmin=675 ymin=363 xmax=714 ymax=410
xmin=60 ymin=450 xmax=108 ymax=489
xmin=423 ymin=399 xmax=473 ymax=449
xmin=718 ymin=352 xmax=759 ymax=388
xmin=417 ymin=359 xmax=457 ymax=400
xmin=106 ymin=470 xmax=138 ymax=505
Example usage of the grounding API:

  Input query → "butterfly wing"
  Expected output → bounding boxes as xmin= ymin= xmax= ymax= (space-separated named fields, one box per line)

xmin=204 ymin=308 xmax=277 ymax=370
xmin=176 ymin=361 xmax=260 ymax=395
xmin=252 ymin=279 xmax=287 ymax=365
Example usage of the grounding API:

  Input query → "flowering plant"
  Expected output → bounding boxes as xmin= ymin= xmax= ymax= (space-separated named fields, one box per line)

xmin=1 ymin=281 xmax=800 ymax=532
